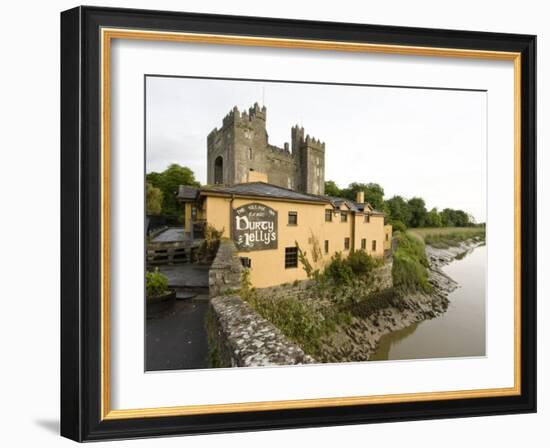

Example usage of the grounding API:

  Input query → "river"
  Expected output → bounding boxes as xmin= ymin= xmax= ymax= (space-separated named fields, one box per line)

xmin=371 ymin=244 xmax=486 ymax=361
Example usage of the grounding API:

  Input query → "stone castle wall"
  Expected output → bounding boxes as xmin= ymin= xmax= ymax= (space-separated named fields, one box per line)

xmin=208 ymin=239 xmax=242 ymax=298
xmin=206 ymin=294 xmax=315 ymax=367
xmin=207 ymin=104 xmax=325 ymax=195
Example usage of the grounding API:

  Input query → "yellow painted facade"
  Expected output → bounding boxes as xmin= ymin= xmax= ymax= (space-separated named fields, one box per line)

xmin=384 ymin=224 xmax=393 ymax=251
xmin=194 ymin=191 xmax=390 ymax=288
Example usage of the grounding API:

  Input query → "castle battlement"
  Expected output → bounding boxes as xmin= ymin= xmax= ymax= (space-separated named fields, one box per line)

xmin=207 ymin=104 xmax=325 ymax=195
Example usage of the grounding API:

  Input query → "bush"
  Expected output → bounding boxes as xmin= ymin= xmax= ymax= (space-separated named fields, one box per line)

xmin=240 ymin=268 xmax=339 ymax=356
xmin=146 ymin=268 xmax=169 ymax=297
xmin=323 ymin=252 xmax=353 ymax=286
xmin=392 ymin=233 xmax=432 ymax=293
xmin=347 ymin=250 xmax=381 ymax=277
xmin=390 ymin=220 xmax=407 ymax=233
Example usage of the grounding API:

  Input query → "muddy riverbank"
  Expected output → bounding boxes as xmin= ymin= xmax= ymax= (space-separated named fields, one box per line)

xmin=316 ymin=239 xmax=484 ymax=363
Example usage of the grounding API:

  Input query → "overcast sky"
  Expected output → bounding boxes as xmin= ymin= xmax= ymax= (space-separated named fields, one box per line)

xmin=146 ymin=76 xmax=486 ymax=222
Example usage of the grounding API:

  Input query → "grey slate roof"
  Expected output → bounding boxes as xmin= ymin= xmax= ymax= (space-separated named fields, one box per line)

xmin=178 ymin=182 xmax=384 ymax=215
xmin=201 ymin=182 xmax=330 ymax=204
xmin=177 ymin=185 xmax=199 ymax=200
xmin=326 ymin=196 xmax=384 ymax=215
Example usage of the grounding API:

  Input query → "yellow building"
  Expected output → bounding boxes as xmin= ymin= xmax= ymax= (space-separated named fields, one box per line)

xmin=178 ymin=182 xmax=391 ymax=288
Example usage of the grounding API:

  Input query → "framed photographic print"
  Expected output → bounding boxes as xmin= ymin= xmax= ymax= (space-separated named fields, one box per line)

xmin=60 ymin=6 xmax=537 ymax=442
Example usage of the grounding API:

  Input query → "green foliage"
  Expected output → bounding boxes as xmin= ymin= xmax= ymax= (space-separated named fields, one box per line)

xmin=324 ymin=180 xmax=341 ymax=197
xmin=322 ymin=250 xmax=380 ymax=286
xmin=385 ymin=195 xmax=412 ymax=227
xmin=321 ymin=181 xmax=478 ymax=228
xmin=407 ymin=197 xmax=428 ymax=228
xmin=347 ymin=250 xmax=381 ymax=278
xmin=390 ymin=220 xmax=407 ymax=233
xmin=392 ymin=232 xmax=432 ymax=293
xmin=423 ymin=229 xmax=486 ymax=249
xmin=425 ymin=207 xmax=442 ymax=227
xmin=296 ymin=242 xmax=319 ymax=280
xmin=440 ymin=208 xmax=471 ymax=227
xmin=146 ymin=164 xmax=200 ymax=219
xmin=146 ymin=268 xmax=169 ymax=297
xmin=146 ymin=182 xmax=163 ymax=215
xmin=323 ymin=252 xmax=354 ymax=285
xmin=340 ymin=182 xmax=385 ymax=211
xmin=241 ymin=268 xmax=345 ymax=356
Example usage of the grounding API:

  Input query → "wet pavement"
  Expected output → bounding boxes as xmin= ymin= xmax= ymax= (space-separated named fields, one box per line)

xmin=146 ymin=296 xmax=210 ymax=371
xmin=146 ymin=262 xmax=211 ymax=371
xmin=158 ymin=264 xmax=210 ymax=289
xmin=151 ymin=227 xmax=187 ymax=243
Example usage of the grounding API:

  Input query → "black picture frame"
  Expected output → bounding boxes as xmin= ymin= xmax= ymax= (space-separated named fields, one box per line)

xmin=61 ymin=5 xmax=536 ymax=442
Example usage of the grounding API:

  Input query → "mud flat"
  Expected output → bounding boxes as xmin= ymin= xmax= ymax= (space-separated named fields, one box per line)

xmin=317 ymin=239 xmax=483 ymax=363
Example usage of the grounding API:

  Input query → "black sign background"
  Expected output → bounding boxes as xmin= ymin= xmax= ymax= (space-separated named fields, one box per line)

xmin=232 ymin=203 xmax=278 ymax=251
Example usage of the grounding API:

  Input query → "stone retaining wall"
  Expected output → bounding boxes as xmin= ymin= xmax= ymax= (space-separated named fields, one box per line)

xmin=207 ymin=295 xmax=315 ymax=367
xmin=208 ymin=239 xmax=242 ymax=298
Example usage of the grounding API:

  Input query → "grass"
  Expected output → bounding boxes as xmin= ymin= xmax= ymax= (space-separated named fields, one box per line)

xmin=238 ymin=253 xmax=386 ymax=358
xmin=239 ymin=270 xmax=346 ymax=356
xmin=407 ymin=227 xmax=485 ymax=249
xmin=392 ymin=232 xmax=432 ymax=293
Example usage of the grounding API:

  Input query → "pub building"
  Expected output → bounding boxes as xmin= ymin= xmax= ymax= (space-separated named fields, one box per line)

xmin=178 ymin=182 xmax=392 ymax=288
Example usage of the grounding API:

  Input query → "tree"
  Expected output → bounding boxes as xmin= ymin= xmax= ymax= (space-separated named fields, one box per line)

xmin=407 ymin=197 xmax=428 ymax=228
xmin=340 ymin=182 xmax=385 ymax=210
xmin=146 ymin=182 xmax=163 ymax=215
xmin=439 ymin=208 xmax=471 ymax=227
xmin=425 ymin=207 xmax=442 ymax=227
xmin=385 ymin=195 xmax=412 ymax=227
xmin=146 ymin=164 xmax=200 ymax=218
xmin=324 ymin=180 xmax=341 ymax=197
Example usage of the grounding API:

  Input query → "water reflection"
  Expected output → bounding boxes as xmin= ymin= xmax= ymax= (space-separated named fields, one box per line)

xmin=371 ymin=244 xmax=486 ymax=361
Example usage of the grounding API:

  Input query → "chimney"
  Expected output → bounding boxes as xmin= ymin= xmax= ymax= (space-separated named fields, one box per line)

xmin=356 ymin=191 xmax=365 ymax=204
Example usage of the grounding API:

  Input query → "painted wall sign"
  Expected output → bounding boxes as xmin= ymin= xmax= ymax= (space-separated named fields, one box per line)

xmin=232 ymin=203 xmax=278 ymax=251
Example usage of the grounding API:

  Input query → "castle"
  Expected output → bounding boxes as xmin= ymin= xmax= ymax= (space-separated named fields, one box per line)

xmin=207 ymin=103 xmax=325 ymax=195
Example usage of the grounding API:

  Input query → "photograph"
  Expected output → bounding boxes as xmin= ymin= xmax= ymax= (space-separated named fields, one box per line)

xmin=144 ymin=75 xmax=487 ymax=371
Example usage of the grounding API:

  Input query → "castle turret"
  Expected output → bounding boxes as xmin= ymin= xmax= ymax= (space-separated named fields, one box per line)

xmin=207 ymin=105 xmax=325 ymax=194
xmin=291 ymin=125 xmax=325 ymax=195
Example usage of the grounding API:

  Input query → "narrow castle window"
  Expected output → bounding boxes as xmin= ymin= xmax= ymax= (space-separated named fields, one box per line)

xmin=372 ymin=240 xmax=377 ymax=252
xmin=325 ymin=209 xmax=332 ymax=222
xmin=214 ymin=156 xmax=223 ymax=184
xmin=361 ymin=238 xmax=366 ymax=250
xmin=248 ymin=147 xmax=253 ymax=160
xmin=344 ymin=238 xmax=350 ymax=250
xmin=341 ymin=211 xmax=348 ymax=223
xmin=365 ymin=214 xmax=370 ymax=223
xmin=324 ymin=240 xmax=329 ymax=254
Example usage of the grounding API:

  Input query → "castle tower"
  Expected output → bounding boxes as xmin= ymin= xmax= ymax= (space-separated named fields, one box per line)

xmin=292 ymin=125 xmax=325 ymax=195
xmin=207 ymin=103 xmax=269 ymax=186
xmin=207 ymin=104 xmax=325 ymax=195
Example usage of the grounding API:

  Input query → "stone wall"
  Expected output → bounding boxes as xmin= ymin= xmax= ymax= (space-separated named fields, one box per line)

xmin=207 ymin=294 xmax=315 ymax=367
xmin=208 ymin=239 xmax=242 ymax=298
xmin=370 ymin=259 xmax=394 ymax=293
xmin=206 ymin=103 xmax=325 ymax=195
